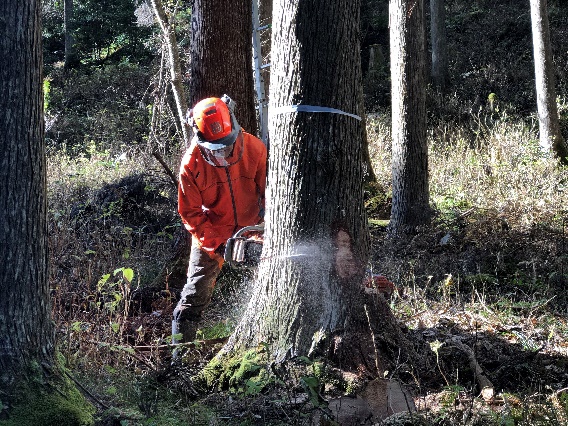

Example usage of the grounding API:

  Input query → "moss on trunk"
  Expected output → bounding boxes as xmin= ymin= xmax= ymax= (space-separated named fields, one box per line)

xmin=0 ymin=361 xmax=95 ymax=426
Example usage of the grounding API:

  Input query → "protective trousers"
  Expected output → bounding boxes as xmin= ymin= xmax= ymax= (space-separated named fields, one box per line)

xmin=172 ymin=236 xmax=223 ymax=344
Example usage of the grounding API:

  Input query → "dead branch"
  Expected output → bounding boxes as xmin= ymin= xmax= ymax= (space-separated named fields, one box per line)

xmin=449 ymin=337 xmax=494 ymax=401
xmin=64 ymin=371 xmax=110 ymax=410
xmin=152 ymin=150 xmax=178 ymax=189
xmin=150 ymin=0 xmax=191 ymax=148
xmin=133 ymin=337 xmax=228 ymax=351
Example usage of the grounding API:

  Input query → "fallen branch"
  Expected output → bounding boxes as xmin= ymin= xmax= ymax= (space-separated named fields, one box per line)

xmin=449 ymin=337 xmax=494 ymax=401
xmin=86 ymin=340 xmax=157 ymax=371
xmin=64 ymin=371 xmax=110 ymax=410
xmin=133 ymin=336 xmax=228 ymax=351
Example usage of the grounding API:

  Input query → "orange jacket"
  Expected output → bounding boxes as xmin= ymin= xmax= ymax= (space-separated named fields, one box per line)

xmin=178 ymin=131 xmax=267 ymax=256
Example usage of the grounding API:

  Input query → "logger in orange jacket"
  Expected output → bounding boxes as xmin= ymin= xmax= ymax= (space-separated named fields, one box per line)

xmin=173 ymin=95 xmax=267 ymax=346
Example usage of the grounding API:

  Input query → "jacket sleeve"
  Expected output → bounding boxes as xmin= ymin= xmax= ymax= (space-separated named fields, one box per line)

xmin=178 ymin=165 xmax=225 ymax=255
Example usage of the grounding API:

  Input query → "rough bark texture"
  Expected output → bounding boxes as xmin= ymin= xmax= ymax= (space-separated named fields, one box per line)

xmin=224 ymin=0 xmax=403 ymax=373
xmin=430 ymin=0 xmax=448 ymax=91
xmin=530 ymin=0 xmax=568 ymax=164
xmin=0 ymin=0 xmax=52 ymax=391
xmin=189 ymin=0 xmax=257 ymax=134
xmin=388 ymin=0 xmax=431 ymax=235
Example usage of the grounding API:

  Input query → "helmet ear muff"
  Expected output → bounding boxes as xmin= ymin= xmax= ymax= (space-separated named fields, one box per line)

xmin=220 ymin=95 xmax=240 ymax=134
xmin=221 ymin=94 xmax=236 ymax=114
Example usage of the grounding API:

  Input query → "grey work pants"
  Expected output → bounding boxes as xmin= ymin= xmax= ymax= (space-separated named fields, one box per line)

xmin=172 ymin=238 xmax=223 ymax=343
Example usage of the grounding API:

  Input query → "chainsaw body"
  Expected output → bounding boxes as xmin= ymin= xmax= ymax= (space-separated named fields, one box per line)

xmin=224 ymin=224 xmax=264 ymax=268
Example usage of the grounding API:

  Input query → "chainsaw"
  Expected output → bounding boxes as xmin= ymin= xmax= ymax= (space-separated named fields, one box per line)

xmin=224 ymin=225 xmax=396 ymax=297
xmin=224 ymin=223 xmax=264 ymax=268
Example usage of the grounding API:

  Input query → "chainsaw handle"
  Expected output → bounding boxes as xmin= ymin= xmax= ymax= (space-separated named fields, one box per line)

xmin=224 ymin=223 xmax=264 ymax=265
xmin=232 ymin=223 xmax=264 ymax=238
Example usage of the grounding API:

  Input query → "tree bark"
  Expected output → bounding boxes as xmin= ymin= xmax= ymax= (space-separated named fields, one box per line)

xmin=0 ymin=3 xmax=95 ymax=421
xmin=224 ymin=0 xmax=407 ymax=375
xmin=388 ymin=0 xmax=431 ymax=235
xmin=188 ymin=0 xmax=257 ymax=134
xmin=0 ymin=0 xmax=52 ymax=381
xmin=430 ymin=0 xmax=448 ymax=92
xmin=530 ymin=0 xmax=568 ymax=164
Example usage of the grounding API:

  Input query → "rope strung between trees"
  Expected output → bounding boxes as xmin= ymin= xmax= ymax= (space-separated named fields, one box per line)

xmin=272 ymin=105 xmax=362 ymax=121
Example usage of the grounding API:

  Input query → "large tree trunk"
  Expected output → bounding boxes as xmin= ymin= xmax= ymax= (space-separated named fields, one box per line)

xmin=0 ymin=2 xmax=93 ymax=422
xmin=388 ymin=0 xmax=431 ymax=235
xmin=0 ymin=0 xmax=52 ymax=380
xmin=430 ymin=0 xmax=448 ymax=92
xmin=189 ymin=0 xmax=257 ymax=134
xmin=225 ymin=0 xmax=405 ymax=375
xmin=530 ymin=0 xmax=568 ymax=164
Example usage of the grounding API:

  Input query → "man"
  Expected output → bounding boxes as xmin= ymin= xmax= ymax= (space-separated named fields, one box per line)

xmin=173 ymin=95 xmax=267 ymax=345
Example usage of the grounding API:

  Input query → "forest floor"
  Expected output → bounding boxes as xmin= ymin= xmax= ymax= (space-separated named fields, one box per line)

xmin=48 ymin=147 xmax=568 ymax=425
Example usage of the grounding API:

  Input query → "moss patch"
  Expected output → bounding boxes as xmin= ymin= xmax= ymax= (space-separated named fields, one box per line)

xmin=0 ymin=367 xmax=95 ymax=426
xmin=193 ymin=344 xmax=270 ymax=395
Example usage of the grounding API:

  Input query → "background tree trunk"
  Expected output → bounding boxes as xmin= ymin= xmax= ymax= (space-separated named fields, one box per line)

xmin=64 ymin=0 xmax=79 ymax=69
xmin=225 ymin=0 xmax=405 ymax=374
xmin=388 ymin=0 xmax=431 ymax=235
xmin=529 ymin=0 xmax=568 ymax=164
xmin=430 ymin=0 xmax=448 ymax=92
xmin=189 ymin=0 xmax=257 ymax=134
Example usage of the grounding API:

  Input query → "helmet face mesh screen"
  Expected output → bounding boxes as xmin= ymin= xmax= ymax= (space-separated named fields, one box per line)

xmin=199 ymin=132 xmax=244 ymax=168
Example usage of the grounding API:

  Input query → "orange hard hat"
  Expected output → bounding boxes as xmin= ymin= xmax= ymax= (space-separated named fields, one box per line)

xmin=190 ymin=96 xmax=240 ymax=150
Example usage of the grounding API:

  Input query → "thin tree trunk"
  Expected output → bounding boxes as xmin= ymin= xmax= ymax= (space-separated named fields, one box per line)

xmin=259 ymin=0 xmax=272 ymax=98
xmin=430 ymin=0 xmax=448 ymax=91
xmin=388 ymin=0 xmax=431 ymax=235
xmin=151 ymin=0 xmax=192 ymax=149
xmin=64 ymin=0 xmax=79 ymax=69
xmin=530 ymin=0 xmax=568 ymax=164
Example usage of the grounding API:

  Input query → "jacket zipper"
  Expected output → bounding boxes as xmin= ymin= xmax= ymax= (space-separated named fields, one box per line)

xmin=225 ymin=167 xmax=239 ymax=234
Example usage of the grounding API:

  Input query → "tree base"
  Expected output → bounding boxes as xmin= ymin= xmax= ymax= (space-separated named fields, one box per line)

xmin=0 ymin=361 xmax=95 ymax=426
